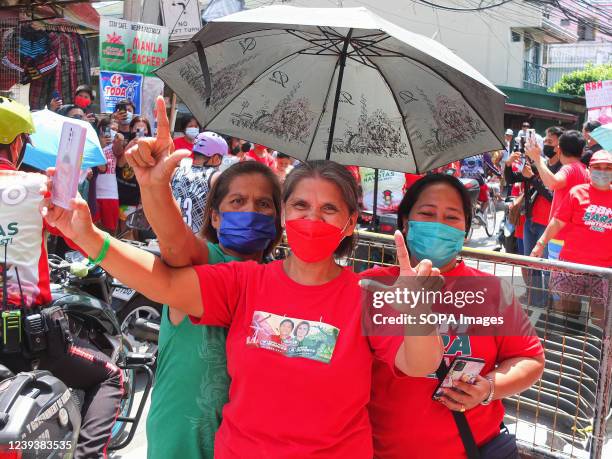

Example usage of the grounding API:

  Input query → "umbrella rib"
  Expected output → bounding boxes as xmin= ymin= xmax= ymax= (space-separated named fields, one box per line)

xmin=317 ymin=27 xmax=344 ymax=54
xmin=200 ymin=45 xmax=320 ymax=132
xmin=363 ymin=56 xmax=420 ymax=173
xmin=286 ymin=29 xmax=342 ymax=55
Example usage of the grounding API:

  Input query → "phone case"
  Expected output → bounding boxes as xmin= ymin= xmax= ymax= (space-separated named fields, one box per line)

xmin=432 ymin=357 xmax=486 ymax=400
xmin=51 ymin=122 xmax=87 ymax=209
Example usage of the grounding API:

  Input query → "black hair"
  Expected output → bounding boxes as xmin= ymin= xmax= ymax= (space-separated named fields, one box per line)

xmin=129 ymin=115 xmax=152 ymax=136
xmin=114 ymin=99 xmax=136 ymax=112
xmin=279 ymin=319 xmax=295 ymax=331
xmin=57 ymin=104 xmax=83 ymax=117
xmin=558 ymin=130 xmax=586 ymax=158
xmin=241 ymin=142 xmax=252 ymax=153
xmin=277 ymin=153 xmax=291 ymax=160
xmin=545 ymin=126 xmax=564 ymax=138
xmin=282 ymin=160 xmax=360 ymax=259
xmin=75 ymin=84 xmax=94 ymax=100
xmin=583 ymin=120 xmax=602 ymax=133
xmin=201 ymin=161 xmax=282 ymax=257
xmin=397 ymin=173 xmax=472 ymax=236
xmin=181 ymin=115 xmax=201 ymax=131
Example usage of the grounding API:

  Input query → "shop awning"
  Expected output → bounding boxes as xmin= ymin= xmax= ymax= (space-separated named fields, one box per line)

xmin=504 ymin=103 xmax=578 ymax=123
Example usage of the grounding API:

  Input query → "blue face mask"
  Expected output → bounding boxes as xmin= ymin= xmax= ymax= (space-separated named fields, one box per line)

xmin=218 ymin=212 xmax=277 ymax=254
xmin=406 ymin=221 xmax=465 ymax=268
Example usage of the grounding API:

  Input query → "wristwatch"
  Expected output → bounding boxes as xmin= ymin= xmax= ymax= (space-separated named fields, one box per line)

xmin=481 ymin=376 xmax=495 ymax=405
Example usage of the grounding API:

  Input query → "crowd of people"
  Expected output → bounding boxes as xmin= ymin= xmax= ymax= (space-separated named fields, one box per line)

xmin=0 ymin=88 xmax=610 ymax=459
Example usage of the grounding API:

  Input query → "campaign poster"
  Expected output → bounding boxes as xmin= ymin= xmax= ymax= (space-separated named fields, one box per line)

xmin=247 ymin=311 xmax=340 ymax=364
xmin=99 ymin=71 xmax=143 ymax=114
xmin=100 ymin=17 xmax=169 ymax=77
xmin=360 ymin=167 xmax=405 ymax=214
xmin=585 ymin=80 xmax=612 ymax=124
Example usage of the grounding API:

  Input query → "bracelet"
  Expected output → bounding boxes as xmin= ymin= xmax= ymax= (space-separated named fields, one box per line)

xmin=536 ymin=240 xmax=545 ymax=247
xmin=481 ymin=376 xmax=495 ymax=405
xmin=88 ymin=232 xmax=111 ymax=265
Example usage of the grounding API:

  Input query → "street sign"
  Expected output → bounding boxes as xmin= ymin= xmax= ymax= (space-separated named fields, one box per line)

xmin=161 ymin=0 xmax=202 ymax=42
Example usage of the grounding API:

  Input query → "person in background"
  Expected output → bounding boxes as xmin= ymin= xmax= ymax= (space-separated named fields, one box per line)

xmin=582 ymin=120 xmax=603 ymax=166
xmin=503 ymin=129 xmax=515 ymax=164
xmin=117 ymin=116 xmax=150 ymax=235
xmin=505 ymin=126 xmax=563 ymax=305
xmin=72 ymin=84 xmax=97 ymax=123
xmin=248 ymin=143 xmax=276 ymax=169
xmin=362 ymin=173 xmax=544 ymax=458
xmin=111 ymin=99 xmax=136 ymax=137
xmin=171 ymin=132 xmax=228 ymax=233
xmin=275 ymin=152 xmax=294 ymax=183
xmin=173 ymin=116 xmax=201 ymax=153
xmin=94 ymin=117 xmax=120 ymax=234
xmin=57 ymin=104 xmax=86 ymax=120
xmin=526 ymin=130 xmax=589 ymax=261
xmin=532 ymin=151 xmax=611 ymax=317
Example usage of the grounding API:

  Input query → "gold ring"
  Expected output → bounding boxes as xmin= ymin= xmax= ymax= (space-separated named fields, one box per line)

xmin=460 ymin=405 xmax=466 ymax=413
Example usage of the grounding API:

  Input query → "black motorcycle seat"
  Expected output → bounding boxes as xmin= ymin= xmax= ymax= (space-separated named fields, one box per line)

xmin=0 ymin=364 xmax=14 ymax=380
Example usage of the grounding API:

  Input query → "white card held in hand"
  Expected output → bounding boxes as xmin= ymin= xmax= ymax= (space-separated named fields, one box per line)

xmin=52 ymin=122 xmax=87 ymax=209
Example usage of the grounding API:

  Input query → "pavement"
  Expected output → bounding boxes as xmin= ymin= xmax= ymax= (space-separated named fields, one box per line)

xmin=112 ymin=211 xmax=612 ymax=458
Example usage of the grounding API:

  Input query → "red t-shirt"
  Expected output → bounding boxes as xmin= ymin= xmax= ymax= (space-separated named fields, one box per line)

xmin=531 ymin=194 xmax=552 ymax=227
xmin=555 ymin=183 xmax=612 ymax=267
xmin=189 ymin=260 xmax=404 ymax=458
xmin=550 ymin=161 xmax=589 ymax=240
xmin=361 ymin=262 xmax=543 ymax=459
xmin=173 ymin=136 xmax=195 ymax=152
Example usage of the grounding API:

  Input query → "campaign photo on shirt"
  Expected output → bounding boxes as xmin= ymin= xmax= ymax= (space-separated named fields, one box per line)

xmin=246 ymin=311 xmax=340 ymax=364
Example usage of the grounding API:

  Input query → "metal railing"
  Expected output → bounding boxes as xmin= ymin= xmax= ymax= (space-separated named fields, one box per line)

xmin=524 ymin=60 xmax=549 ymax=89
xmin=277 ymin=230 xmax=612 ymax=459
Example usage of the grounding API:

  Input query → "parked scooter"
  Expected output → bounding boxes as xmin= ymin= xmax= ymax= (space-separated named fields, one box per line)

xmin=0 ymin=253 xmax=155 ymax=457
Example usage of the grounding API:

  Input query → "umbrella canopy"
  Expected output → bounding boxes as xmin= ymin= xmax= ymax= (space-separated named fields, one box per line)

xmin=157 ymin=5 xmax=506 ymax=173
xmin=24 ymin=109 xmax=106 ymax=171
xmin=590 ymin=123 xmax=612 ymax=152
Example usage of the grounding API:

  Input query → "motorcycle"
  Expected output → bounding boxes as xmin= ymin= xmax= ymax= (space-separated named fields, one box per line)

xmin=0 ymin=253 xmax=155 ymax=457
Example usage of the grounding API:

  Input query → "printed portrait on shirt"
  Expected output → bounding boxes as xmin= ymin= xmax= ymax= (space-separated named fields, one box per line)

xmin=247 ymin=311 xmax=340 ymax=364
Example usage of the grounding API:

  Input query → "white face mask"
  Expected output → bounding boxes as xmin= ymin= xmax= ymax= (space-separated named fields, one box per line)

xmin=185 ymin=127 xmax=199 ymax=139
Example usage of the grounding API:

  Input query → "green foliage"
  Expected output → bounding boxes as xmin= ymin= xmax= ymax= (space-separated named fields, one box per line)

xmin=548 ymin=63 xmax=612 ymax=96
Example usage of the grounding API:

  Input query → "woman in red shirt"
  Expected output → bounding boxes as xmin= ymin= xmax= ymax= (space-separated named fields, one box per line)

xmin=173 ymin=116 xmax=201 ymax=153
xmin=363 ymin=174 xmax=545 ymax=458
xmin=44 ymin=160 xmax=444 ymax=459
xmin=531 ymin=150 xmax=612 ymax=317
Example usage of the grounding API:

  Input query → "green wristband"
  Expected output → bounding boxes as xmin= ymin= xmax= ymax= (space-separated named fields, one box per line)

xmin=88 ymin=232 xmax=111 ymax=265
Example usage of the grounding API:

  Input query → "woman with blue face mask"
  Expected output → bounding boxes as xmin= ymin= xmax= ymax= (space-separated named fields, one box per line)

xmin=363 ymin=173 xmax=545 ymax=458
xmin=145 ymin=160 xmax=282 ymax=459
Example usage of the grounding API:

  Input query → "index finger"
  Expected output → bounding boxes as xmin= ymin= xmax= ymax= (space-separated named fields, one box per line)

xmin=155 ymin=96 xmax=170 ymax=139
xmin=394 ymin=230 xmax=415 ymax=276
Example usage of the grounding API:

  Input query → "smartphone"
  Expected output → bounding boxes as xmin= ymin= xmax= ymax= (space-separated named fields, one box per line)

xmin=103 ymin=127 xmax=111 ymax=138
xmin=432 ymin=356 xmax=486 ymax=400
xmin=52 ymin=122 xmax=87 ymax=209
xmin=51 ymin=90 xmax=60 ymax=100
xmin=136 ymin=127 xmax=145 ymax=138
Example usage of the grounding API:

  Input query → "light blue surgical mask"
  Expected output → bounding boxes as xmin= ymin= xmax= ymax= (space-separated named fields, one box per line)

xmin=591 ymin=169 xmax=611 ymax=188
xmin=406 ymin=221 xmax=465 ymax=268
xmin=185 ymin=127 xmax=199 ymax=139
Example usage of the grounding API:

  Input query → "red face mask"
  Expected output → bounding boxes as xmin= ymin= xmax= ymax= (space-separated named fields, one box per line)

xmin=74 ymin=95 xmax=91 ymax=109
xmin=285 ymin=218 xmax=350 ymax=263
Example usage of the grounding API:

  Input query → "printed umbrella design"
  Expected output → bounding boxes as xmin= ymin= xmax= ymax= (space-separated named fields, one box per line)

xmin=156 ymin=5 xmax=505 ymax=173
xmin=24 ymin=109 xmax=106 ymax=171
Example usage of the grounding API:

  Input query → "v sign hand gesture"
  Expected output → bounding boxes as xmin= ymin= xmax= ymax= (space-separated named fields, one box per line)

xmin=125 ymin=96 xmax=191 ymax=187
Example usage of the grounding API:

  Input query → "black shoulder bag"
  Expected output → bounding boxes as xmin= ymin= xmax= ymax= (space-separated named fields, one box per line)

xmin=435 ymin=360 xmax=519 ymax=459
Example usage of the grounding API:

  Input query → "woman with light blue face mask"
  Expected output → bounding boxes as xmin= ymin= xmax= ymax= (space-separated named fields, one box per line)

xmin=144 ymin=160 xmax=282 ymax=459
xmin=365 ymin=173 xmax=545 ymax=458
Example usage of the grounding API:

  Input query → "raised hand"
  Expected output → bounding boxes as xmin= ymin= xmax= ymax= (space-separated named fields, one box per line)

xmin=125 ymin=96 xmax=190 ymax=187
xmin=525 ymin=138 xmax=541 ymax=164
xmin=360 ymin=231 xmax=444 ymax=314
xmin=40 ymin=168 xmax=95 ymax=242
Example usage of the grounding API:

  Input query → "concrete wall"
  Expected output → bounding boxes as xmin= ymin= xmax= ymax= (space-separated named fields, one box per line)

xmin=250 ymin=0 xmax=547 ymax=88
